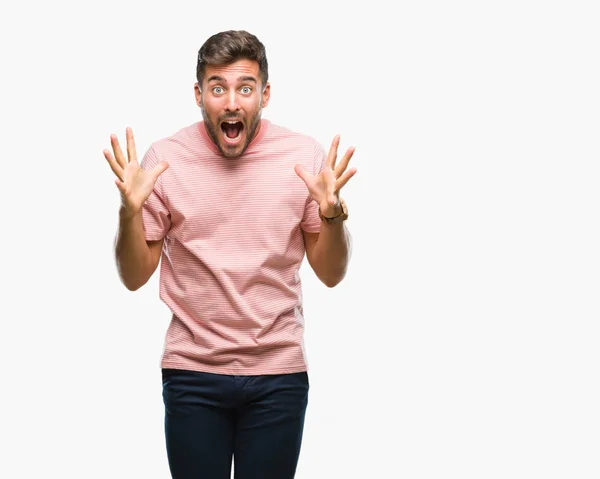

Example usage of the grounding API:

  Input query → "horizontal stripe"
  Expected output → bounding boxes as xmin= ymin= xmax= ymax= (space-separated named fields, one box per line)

xmin=141 ymin=119 xmax=326 ymax=375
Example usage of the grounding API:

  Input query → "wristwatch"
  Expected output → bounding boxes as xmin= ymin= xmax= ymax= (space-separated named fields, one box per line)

xmin=319 ymin=197 xmax=349 ymax=224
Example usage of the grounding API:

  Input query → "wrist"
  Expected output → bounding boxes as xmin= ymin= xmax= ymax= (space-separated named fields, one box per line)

xmin=319 ymin=197 xmax=348 ymax=224
xmin=119 ymin=204 xmax=142 ymax=221
xmin=320 ymin=202 xmax=342 ymax=219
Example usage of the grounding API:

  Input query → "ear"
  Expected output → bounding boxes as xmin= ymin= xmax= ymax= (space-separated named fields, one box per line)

xmin=194 ymin=82 xmax=202 ymax=107
xmin=261 ymin=82 xmax=271 ymax=108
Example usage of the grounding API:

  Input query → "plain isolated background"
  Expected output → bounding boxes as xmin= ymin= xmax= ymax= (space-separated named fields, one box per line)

xmin=1 ymin=0 xmax=599 ymax=477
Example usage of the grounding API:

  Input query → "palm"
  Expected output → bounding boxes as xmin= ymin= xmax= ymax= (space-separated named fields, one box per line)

xmin=103 ymin=127 xmax=169 ymax=213
xmin=305 ymin=167 xmax=337 ymax=210
xmin=295 ymin=135 xmax=357 ymax=216
xmin=120 ymin=161 xmax=159 ymax=209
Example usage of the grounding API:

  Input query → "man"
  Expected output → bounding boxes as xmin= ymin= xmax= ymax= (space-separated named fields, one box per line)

xmin=103 ymin=30 xmax=356 ymax=479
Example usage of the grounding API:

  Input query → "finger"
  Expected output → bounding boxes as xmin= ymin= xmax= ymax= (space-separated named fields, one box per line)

xmin=334 ymin=146 xmax=355 ymax=178
xmin=126 ymin=127 xmax=138 ymax=164
xmin=104 ymin=149 xmax=124 ymax=181
xmin=110 ymin=134 xmax=127 ymax=169
xmin=336 ymin=167 xmax=357 ymax=191
xmin=294 ymin=164 xmax=312 ymax=185
xmin=326 ymin=135 xmax=340 ymax=170
xmin=151 ymin=161 xmax=169 ymax=181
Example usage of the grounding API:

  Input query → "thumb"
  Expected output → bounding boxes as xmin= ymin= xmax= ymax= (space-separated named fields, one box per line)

xmin=115 ymin=178 xmax=127 ymax=195
xmin=151 ymin=161 xmax=169 ymax=181
xmin=294 ymin=164 xmax=310 ymax=184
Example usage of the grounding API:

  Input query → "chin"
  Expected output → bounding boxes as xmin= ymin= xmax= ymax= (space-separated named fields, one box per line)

xmin=220 ymin=146 xmax=246 ymax=158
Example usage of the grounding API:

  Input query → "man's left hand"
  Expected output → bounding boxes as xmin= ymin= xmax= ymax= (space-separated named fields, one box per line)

xmin=294 ymin=135 xmax=357 ymax=218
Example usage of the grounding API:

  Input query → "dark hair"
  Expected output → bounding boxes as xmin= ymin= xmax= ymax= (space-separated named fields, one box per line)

xmin=196 ymin=30 xmax=269 ymax=88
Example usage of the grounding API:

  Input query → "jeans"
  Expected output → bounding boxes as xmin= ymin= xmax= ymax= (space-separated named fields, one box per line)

xmin=161 ymin=368 xmax=309 ymax=479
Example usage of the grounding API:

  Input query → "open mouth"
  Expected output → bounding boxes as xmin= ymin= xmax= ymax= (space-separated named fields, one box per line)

xmin=220 ymin=120 xmax=244 ymax=144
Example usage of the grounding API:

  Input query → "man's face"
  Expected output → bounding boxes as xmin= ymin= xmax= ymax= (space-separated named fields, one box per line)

xmin=195 ymin=59 xmax=270 ymax=158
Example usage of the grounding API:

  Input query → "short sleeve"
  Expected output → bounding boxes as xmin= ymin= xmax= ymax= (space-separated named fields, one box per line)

xmin=140 ymin=146 xmax=171 ymax=241
xmin=300 ymin=141 xmax=327 ymax=233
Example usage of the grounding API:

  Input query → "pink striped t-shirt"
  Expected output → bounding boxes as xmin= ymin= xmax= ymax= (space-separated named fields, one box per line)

xmin=140 ymin=119 xmax=326 ymax=375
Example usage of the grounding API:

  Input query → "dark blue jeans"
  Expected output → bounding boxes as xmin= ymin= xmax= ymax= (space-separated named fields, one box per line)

xmin=161 ymin=368 xmax=309 ymax=479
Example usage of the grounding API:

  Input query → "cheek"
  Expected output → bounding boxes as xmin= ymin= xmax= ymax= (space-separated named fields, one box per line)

xmin=243 ymin=97 xmax=262 ymax=112
xmin=202 ymin=99 xmax=221 ymax=118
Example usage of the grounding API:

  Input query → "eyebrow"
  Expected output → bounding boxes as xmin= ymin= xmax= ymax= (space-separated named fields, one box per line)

xmin=207 ymin=75 xmax=258 ymax=84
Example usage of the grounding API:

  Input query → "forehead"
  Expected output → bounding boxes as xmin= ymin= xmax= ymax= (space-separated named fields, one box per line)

xmin=204 ymin=59 xmax=260 ymax=84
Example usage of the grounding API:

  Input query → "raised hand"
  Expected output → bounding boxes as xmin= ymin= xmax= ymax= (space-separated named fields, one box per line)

xmin=294 ymin=135 xmax=357 ymax=218
xmin=103 ymin=127 xmax=169 ymax=216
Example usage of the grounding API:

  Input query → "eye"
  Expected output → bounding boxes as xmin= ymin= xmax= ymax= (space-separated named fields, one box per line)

xmin=240 ymin=86 xmax=252 ymax=94
xmin=212 ymin=86 xmax=224 ymax=94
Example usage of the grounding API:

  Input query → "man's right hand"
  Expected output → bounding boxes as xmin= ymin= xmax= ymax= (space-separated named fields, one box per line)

xmin=104 ymin=127 xmax=169 ymax=217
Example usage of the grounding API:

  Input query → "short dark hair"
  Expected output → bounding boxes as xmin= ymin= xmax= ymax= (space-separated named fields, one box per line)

xmin=196 ymin=30 xmax=269 ymax=88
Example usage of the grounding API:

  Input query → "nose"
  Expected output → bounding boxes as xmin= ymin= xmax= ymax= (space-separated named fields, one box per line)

xmin=224 ymin=90 xmax=241 ymax=112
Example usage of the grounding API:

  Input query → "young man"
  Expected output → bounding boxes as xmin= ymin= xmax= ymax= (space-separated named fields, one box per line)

xmin=104 ymin=30 xmax=356 ymax=479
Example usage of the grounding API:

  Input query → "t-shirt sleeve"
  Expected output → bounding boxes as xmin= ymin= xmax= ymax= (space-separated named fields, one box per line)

xmin=140 ymin=146 xmax=171 ymax=241
xmin=300 ymin=140 xmax=327 ymax=233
